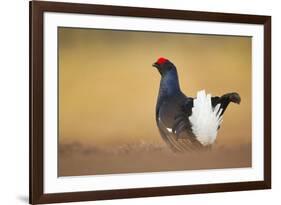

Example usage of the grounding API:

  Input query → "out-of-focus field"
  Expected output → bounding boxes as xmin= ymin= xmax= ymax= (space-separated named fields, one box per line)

xmin=59 ymin=141 xmax=251 ymax=176
xmin=58 ymin=28 xmax=252 ymax=177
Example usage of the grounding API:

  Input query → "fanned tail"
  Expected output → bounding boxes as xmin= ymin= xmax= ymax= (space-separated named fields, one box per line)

xmin=189 ymin=90 xmax=223 ymax=146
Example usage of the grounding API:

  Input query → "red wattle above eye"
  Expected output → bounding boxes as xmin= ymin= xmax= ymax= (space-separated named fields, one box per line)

xmin=157 ymin=57 xmax=168 ymax=64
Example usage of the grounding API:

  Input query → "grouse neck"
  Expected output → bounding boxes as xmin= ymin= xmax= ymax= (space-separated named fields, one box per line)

xmin=159 ymin=69 xmax=181 ymax=96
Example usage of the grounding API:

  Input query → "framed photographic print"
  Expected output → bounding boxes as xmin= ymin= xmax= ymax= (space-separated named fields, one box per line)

xmin=29 ymin=0 xmax=271 ymax=204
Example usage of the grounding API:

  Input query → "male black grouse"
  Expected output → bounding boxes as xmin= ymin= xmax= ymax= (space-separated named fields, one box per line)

xmin=153 ymin=57 xmax=241 ymax=152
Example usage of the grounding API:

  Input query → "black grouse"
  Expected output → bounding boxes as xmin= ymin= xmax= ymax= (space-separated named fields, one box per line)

xmin=153 ymin=57 xmax=241 ymax=152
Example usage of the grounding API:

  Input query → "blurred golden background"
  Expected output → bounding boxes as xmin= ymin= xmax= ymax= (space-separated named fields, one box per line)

xmin=58 ymin=27 xmax=251 ymax=176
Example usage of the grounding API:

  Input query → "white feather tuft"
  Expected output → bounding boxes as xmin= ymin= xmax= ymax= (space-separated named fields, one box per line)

xmin=188 ymin=90 xmax=223 ymax=146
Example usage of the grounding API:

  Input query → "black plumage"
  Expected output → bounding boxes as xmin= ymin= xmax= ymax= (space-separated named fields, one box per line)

xmin=153 ymin=57 xmax=241 ymax=152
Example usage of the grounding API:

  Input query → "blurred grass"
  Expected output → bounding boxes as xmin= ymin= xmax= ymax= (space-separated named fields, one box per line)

xmin=59 ymin=141 xmax=251 ymax=176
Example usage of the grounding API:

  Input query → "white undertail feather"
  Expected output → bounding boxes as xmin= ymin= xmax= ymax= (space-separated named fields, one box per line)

xmin=188 ymin=90 xmax=223 ymax=146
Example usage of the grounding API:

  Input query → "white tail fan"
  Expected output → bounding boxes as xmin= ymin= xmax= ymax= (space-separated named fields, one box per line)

xmin=188 ymin=90 xmax=223 ymax=146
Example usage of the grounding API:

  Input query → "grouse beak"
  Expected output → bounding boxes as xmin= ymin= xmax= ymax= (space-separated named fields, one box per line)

xmin=152 ymin=62 xmax=159 ymax=68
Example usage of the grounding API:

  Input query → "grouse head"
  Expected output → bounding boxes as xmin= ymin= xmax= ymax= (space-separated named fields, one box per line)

xmin=153 ymin=57 xmax=176 ymax=76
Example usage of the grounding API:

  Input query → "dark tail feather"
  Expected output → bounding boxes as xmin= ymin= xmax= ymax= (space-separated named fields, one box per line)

xmin=211 ymin=92 xmax=241 ymax=116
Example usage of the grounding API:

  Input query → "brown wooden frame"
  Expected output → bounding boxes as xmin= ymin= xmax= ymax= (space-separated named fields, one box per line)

xmin=30 ymin=0 xmax=271 ymax=204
